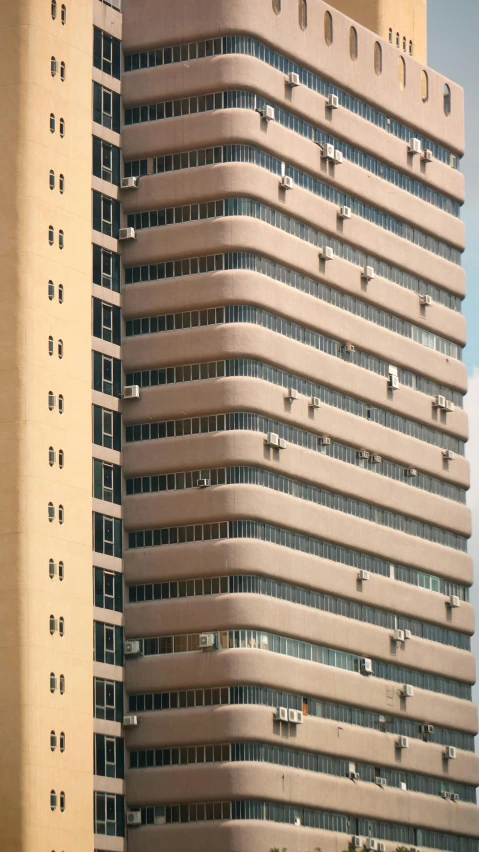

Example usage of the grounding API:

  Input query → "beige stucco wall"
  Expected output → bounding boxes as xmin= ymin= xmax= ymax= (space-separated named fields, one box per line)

xmin=328 ymin=0 xmax=428 ymax=63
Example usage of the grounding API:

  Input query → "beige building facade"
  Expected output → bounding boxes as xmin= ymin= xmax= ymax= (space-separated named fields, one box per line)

xmin=0 ymin=0 xmax=478 ymax=850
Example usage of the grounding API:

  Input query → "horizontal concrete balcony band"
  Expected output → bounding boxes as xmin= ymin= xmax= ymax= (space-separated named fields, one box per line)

xmin=125 ymin=651 xmax=478 ymax=734
xmin=123 ymin=539 xmax=474 ymax=634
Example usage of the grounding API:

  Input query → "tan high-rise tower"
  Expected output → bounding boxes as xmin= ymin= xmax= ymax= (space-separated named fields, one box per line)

xmin=0 ymin=0 xmax=478 ymax=850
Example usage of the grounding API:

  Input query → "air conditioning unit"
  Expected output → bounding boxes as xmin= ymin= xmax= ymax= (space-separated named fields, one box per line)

xmin=320 ymin=246 xmax=334 ymax=260
xmin=407 ymin=468 xmax=417 ymax=477
xmin=365 ymin=839 xmax=378 ymax=851
xmin=350 ymin=769 xmax=360 ymax=780
xmin=397 ymin=736 xmax=409 ymax=749
xmin=358 ymin=450 xmax=369 ymax=460
xmin=275 ymin=706 xmax=289 ymax=722
xmin=352 ymin=837 xmax=362 ymax=849
xmin=422 ymin=149 xmax=433 ymax=162
xmin=343 ymin=343 xmax=355 ymax=353
xmin=378 ymin=843 xmax=387 ymax=852
xmin=358 ymin=569 xmax=370 ymax=581
xmin=360 ymin=657 xmax=373 ymax=675
xmin=197 ymin=479 xmax=210 ymax=488
xmin=409 ymin=138 xmax=422 ymax=155
xmin=372 ymin=455 xmax=382 ymax=464
xmin=320 ymin=436 xmax=331 ymax=446
xmin=445 ymin=399 xmax=455 ymax=412
xmin=123 ymin=385 xmax=140 ymax=399
xmin=388 ymin=375 xmax=399 ymax=390
xmin=328 ymin=94 xmax=339 ymax=109
xmin=285 ymin=388 xmax=299 ymax=401
xmin=400 ymin=782 xmax=407 ymax=791
xmin=451 ymin=793 xmax=460 ymax=802
xmin=259 ymin=105 xmax=275 ymax=121
xmin=404 ymin=629 xmax=412 ymax=640
xmin=322 ymin=143 xmax=335 ymax=160
xmin=123 ymin=715 xmax=139 ymax=727
xmin=280 ymin=175 xmax=294 ymax=190
xmin=119 ymin=227 xmax=136 ymax=240
xmin=125 ymin=640 xmax=142 ymax=656
xmin=425 ymin=724 xmax=435 ymax=735
xmin=447 ymin=595 xmax=460 ymax=608
xmin=419 ymin=294 xmax=432 ymax=307
xmin=434 ymin=395 xmax=447 ymax=409
xmin=334 ymin=150 xmax=344 ymax=164
xmin=287 ymin=71 xmax=300 ymax=87
xmin=121 ymin=176 xmax=139 ymax=189
xmin=443 ymin=450 xmax=455 ymax=461
xmin=288 ymin=708 xmax=304 ymax=724
xmin=278 ymin=437 xmax=286 ymax=450
xmin=442 ymin=791 xmax=451 ymax=800
xmin=309 ymin=396 xmax=321 ymax=409
xmin=402 ymin=684 xmax=414 ymax=698
xmin=376 ymin=777 xmax=387 ymax=788
xmin=392 ymin=629 xmax=405 ymax=643
xmin=339 ymin=206 xmax=352 ymax=219
xmin=294 ymin=817 xmax=301 ymax=826
xmin=265 ymin=432 xmax=280 ymax=448
xmin=127 ymin=811 xmax=142 ymax=826
xmin=362 ymin=266 xmax=375 ymax=281
xmin=199 ymin=632 xmax=216 ymax=649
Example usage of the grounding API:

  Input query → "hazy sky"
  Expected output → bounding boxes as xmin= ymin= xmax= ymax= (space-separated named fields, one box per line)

xmin=428 ymin=2 xmax=479 ymax=705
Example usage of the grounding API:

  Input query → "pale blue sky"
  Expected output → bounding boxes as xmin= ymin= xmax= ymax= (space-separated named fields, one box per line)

xmin=428 ymin=1 xmax=479 ymax=707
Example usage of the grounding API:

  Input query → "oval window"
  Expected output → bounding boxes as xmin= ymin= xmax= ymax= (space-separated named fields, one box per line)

xmin=421 ymin=70 xmax=429 ymax=103
xmin=272 ymin=0 xmax=281 ymax=13
xmin=349 ymin=27 xmax=358 ymax=61
xmin=324 ymin=11 xmax=333 ymax=46
xmin=398 ymin=55 xmax=406 ymax=91
xmin=444 ymin=84 xmax=451 ymax=116
xmin=299 ymin=0 xmax=307 ymax=30
xmin=374 ymin=42 xmax=382 ymax=76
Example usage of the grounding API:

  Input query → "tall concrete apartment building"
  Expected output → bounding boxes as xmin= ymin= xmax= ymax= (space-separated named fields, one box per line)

xmin=1 ymin=0 xmax=478 ymax=850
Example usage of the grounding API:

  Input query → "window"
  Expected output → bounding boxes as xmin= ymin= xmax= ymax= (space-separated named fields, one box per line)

xmin=94 ymin=791 xmax=125 ymax=837
xmin=94 ymin=567 xmax=123 ymax=611
xmin=48 ymin=391 xmax=55 ymax=411
xmin=409 ymin=40 xmax=413 ymax=55
xmin=58 ymin=340 xmax=63 ymax=359
xmin=93 ymin=460 xmax=122 ymax=504
xmin=92 ymin=191 xmax=120 ymax=238
xmin=396 ymin=31 xmax=400 ymax=47
xmin=59 ymin=117 xmax=65 ymax=137
xmin=94 ymin=621 xmax=124 ymax=666
xmin=93 ymin=136 xmax=120 ymax=185
xmin=50 ymin=731 xmax=57 ymax=751
xmin=92 ymin=352 xmax=122 ymax=397
xmin=58 ymin=394 xmax=64 ymax=414
xmin=49 ymin=447 xmax=55 ymax=466
xmin=444 ymin=83 xmax=451 ymax=116
xmin=50 ymin=673 xmax=57 ymax=692
xmin=422 ymin=70 xmax=429 ymax=102
xmin=59 ymin=230 xmax=64 ymax=250
xmin=93 ymin=82 xmax=121 ymax=132
xmin=59 ymin=174 xmax=64 ymax=194
xmin=49 ymin=559 xmax=55 ymax=579
xmin=94 ymin=28 xmax=121 ymax=78
xmin=61 ymin=4 xmax=66 ymax=24
xmin=60 ymin=792 xmax=65 ymax=812
xmin=60 ymin=61 xmax=65 ymax=81
xmin=398 ymin=55 xmax=406 ymax=90
xmin=389 ymin=27 xmax=392 ymax=43
xmin=298 ymin=0 xmax=307 ymax=30
xmin=51 ymin=0 xmax=56 ymax=19
xmin=92 ymin=298 xmax=121 ymax=344
xmin=50 ymin=790 xmax=57 ymax=811
xmin=48 ymin=336 xmax=54 ymax=356
xmin=58 ymin=284 xmax=64 ymax=303
xmin=48 ymin=226 xmax=54 ymax=246
xmin=95 ymin=734 xmax=124 ymax=778
xmin=403 ymin=36 xmax=406 ymax=51
xmin=272 ymin=0 xmax=281 ymax=13
xmin=93 ymin=514 xmax=123 ymax=558
xmin=324 ymin=11 xmax=333 ymax=45
xmin=49 ymin=615 xmax=56 ymax=635
xmin=59 ymin=617 xmax=65 ymax=637
xmin=93 ymin=406 xmax=122 ymax=451
xmin=349 ymin=26 xmax=358 ymax=60
xmin=60 ymin=732 xmax=65 ymax=752
xmin=51 ymin=56 xmax=57 ymax=76
xmin=48 ymin=503 xmax=55 ymax=522
xmin=58 ymin=505 xmax=64 ymax=524
xmin=94 ymin=678 xmax=124 ymax=721
xmin=374 ymin=41 xmax=382 ymax=75
xmin=49 ymin=170 xmax=55 ymax=190
xmin=93 ymin=245 xmax=121 ymax=292
xmin=59 ymin=449 xmax=64 ymax=468
xmin=48 ymin=280 xmax=55 ymax=300
xmin=50 ymin=113 xmax=56 ymax=133
xmin=59 ymin=561 xmax=64 ymax=580
xmin=59 ymin=674 xmax=65 ymax=694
